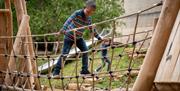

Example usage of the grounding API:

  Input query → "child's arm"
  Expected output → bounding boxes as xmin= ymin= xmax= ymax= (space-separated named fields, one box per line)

xmin=88 ymin=17 xmax=102 ymax=40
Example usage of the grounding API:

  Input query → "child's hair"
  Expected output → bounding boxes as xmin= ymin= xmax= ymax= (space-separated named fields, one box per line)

xmin=103 ymin=37 xmax=112 ymax=45
xmin=85 ymin=0 xmax=96 ymax=9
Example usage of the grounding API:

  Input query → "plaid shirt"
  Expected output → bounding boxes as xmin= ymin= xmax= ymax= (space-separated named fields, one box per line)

xmin=60 ymin=9 xmax=102 ymax=40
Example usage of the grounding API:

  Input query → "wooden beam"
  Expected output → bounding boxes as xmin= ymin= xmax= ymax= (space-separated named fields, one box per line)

xmin=0 ymin=0 xmax=13 ymax=84
xmin=0 ymin=9 xmax=9 ymax=13
xmin=13 ymin=0 xmax=25 ymax=26
xmin=0 ymin=10 xmax=8 ymax=84
xmin=5 ymin=0 xmax=13 ymax=62
xmin=155 ymin=82 xmax=180 ymax=91
xmin=0 ymin=84 xmax=47 ymax=91
xmin=0 ymin=85 xmax=33 ymax=91
xmin=132 ymin=0 xmax=180 ymax=91
xmin=5 ymin=15 xmax=30 ymax=86
xmin=21 ymin=0 xmax=41 ymax=89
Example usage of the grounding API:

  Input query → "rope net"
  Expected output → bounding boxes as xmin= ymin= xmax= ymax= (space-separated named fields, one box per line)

xmin=0 ymin=1 xmax=162 ymax=91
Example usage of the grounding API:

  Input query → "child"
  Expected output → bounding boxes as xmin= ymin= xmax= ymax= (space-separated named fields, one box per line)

xmin=53 ymin=0 xmax=104 ymax=76
xmin=95 ymin=38 xmax=111 ymax=72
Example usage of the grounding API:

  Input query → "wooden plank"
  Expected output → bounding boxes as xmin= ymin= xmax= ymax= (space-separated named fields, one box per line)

xmin=0 ymin=0 xmax=13 ymax=84
xmin=154 ymin=21 xmax=177 ymax=82
xmin=167 ymin=19 xmax=180 ymax=82
xmin=21 ymin=0 xmax=41 ymax=89
xmin=171 ymin=53 xmax=180 ymax=82
xmin=0 ymin=9 xmax=9 ymax=12
xmin=0 ymin=84 xmax=47 ymax=91
xmin=0 ymin=11 xmax=8 ymax=84
xmin=157 ymin=11 xmax=180 ymax=82
xmin=132 ymin=0 xmax=180 ymax=91
xmin=162 ymin=27 xmax=180 ymax=81
xmin=154 ymin=10 xmax=180 ymax=82
xmin=5 ymin=0 xmax=13 ymax=62
xmin=155 ymin=11 xmax=180 ymax=82
xmin=155 ymin=82 xmax=180 ymax=91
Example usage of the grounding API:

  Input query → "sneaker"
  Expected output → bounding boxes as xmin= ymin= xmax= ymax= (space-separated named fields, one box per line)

xmin=80 ymin=70 xmax=91 ymax=75
xmin=52 ymin=75 xmax=60 ymax=79
xmin=94 ymin=69 xmax=98 ymax=74
xmin=52 ymin=71 xmax=60 ymax=79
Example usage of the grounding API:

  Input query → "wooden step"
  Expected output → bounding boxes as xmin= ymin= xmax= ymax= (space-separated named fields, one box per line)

xmin=154 ymin=82 xmax=180 ymax=91
xmin=112 ymin=88 xmax=132 ymax=91
xmin=67 ymin=83 xmax=91 ymax=90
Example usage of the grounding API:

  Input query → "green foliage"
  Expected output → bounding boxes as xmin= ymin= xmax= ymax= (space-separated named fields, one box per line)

xmin=0 ymin=0 xmax=4 ymax=8
xmin=93 ymin=0 xmax=124 ymax=30
xmin=24 ymin=0 xmax=124 ymax=41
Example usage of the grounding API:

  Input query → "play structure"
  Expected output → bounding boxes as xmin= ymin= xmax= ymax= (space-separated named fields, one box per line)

xmin=0 ymin=0 xmax=179 ymax=91
xmin=38 ymin=29 xmax=112 ymax=73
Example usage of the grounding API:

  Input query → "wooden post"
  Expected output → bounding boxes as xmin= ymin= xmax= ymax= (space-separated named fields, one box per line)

xmin=0 ymin=10 xmax=7 ymax=84
xmin=132 ymin=0 xmax=180 ymax=91
xmin=5 ymin=0 xmax=13 ymax=57
xmin=27 ymin=26 xmax=41 ymax=90
xmin=13 ymin=0 xmax=25 ymax=26
xmin=0 ymin=0 xmax=13 ymax=84
xmin=5 ymin=15 xmax=30 ymax=85
xmin=21 ymin=0 xmax=41 ymax=89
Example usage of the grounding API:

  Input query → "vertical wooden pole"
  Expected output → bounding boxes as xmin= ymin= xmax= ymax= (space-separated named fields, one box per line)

xmin=5 ymin=0 xmax=13 ymax=57
xmin=13 ymin=0 xmax=24 ymax=26
xmin=0 ymin=0 xmax=13 ymax=84
xmin=132 ymin=0 xmax=180 ymax=91
xmin=0 ymin=11 xmax=7 ymax=84
xmin=5 ymin=15 xmax=30 ymax=85
xmin=22 ymin=0 xmax=41 ymax=89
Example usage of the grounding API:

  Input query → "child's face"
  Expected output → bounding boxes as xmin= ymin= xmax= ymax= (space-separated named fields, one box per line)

xmin=85 ymin=6 xmax=96 ymax=16
xmin=103 ymin=39 xmax=111 ymax=45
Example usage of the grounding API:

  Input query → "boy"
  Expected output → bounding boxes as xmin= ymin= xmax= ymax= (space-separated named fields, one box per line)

xmin=53 ymin=0 xmax=104 ymax=76
xmin=95 ymin=38 xmax=111 ymax=72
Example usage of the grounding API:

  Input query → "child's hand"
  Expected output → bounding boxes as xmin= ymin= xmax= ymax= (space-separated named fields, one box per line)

xmin=91 ymin=24 xmax=96 ymax=29
xmin=57 ymin=31 xmax=61 ymax=35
